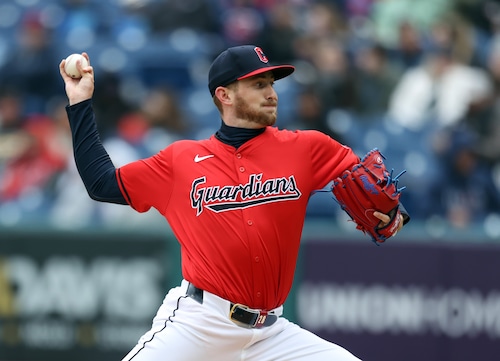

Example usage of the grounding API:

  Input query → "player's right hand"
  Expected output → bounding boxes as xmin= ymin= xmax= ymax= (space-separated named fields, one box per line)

xmin=59 ymin=52 xmax=94 ymax=106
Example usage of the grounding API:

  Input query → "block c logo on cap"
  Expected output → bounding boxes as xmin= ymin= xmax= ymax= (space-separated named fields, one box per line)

xmin=254 ymin=47 xmax=269 ymax=63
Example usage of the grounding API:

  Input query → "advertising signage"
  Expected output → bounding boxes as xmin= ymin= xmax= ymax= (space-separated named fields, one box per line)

xmin=297 ymin=240 xmax=500 ymax=361
xmin=0 ymin=232 xmax=172 ymax=361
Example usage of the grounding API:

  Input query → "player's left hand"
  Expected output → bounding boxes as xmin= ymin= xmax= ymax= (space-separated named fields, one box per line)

xmin=331 ymin=148 xmax=406 ymax=244
xmin=59 ymin=52 xmax=94 ymax=106
xmin=373 ymin=211 xmax=404 ymax=236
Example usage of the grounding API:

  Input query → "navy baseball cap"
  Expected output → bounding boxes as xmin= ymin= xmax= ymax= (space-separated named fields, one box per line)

xmin=208 ymin=45 xmax=295 ymax=96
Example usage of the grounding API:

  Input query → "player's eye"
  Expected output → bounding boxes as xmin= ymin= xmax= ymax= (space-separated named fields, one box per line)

xmin=256 ymin=81 xmax=273 ymax=89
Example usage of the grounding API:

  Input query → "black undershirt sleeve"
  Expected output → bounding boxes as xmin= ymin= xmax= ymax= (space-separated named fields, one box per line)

xmin=65 ymin=99 xmax=127 ymax=204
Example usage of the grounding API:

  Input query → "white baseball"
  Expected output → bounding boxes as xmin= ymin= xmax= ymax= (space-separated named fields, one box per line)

xmin=64 ymin=53 xmax=89 ymax=79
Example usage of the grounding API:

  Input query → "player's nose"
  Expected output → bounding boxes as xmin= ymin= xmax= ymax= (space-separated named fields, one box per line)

xmin=266 ymin=87 xmax=278 ymax=101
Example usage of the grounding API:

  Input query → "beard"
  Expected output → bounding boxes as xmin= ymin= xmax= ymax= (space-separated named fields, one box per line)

xmin=234 ymin=93 xmax=277 ymax=127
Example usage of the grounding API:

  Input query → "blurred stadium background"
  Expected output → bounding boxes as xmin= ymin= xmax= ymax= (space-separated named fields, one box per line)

xmin=0 ymin=0 xmax=499 ymax=360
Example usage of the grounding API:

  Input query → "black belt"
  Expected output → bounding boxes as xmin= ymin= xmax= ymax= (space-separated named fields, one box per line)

xmin=186 ymin=283 xmax=278 ymax=328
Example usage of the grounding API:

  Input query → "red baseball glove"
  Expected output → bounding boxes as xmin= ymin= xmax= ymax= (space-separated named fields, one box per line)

xmin=332 ymin=148 xmax=406 ymax=244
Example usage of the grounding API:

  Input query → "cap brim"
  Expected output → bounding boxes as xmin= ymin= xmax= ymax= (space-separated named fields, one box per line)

xmin=237 ymin=65 xmax=295 ymax=81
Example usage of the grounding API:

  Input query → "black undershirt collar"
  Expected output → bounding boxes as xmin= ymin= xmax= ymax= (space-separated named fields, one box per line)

xmin=215 ymin=121 xmax=265 ymax=148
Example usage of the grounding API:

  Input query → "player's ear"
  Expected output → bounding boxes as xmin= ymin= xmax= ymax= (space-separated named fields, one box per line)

xmin=214 ymin=86 xmax=233 ymax=106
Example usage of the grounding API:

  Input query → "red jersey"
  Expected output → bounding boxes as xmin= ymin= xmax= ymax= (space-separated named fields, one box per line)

xmin=117 ymin=127 xmax=358 ymax=310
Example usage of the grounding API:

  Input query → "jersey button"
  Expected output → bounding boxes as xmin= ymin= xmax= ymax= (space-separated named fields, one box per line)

xmin=239 ymin=166 xmax=245 ymax=172
xmin=236 ymin=153 xmax=242 ymax=159
xmin=254 ymin=256 xmax=260 ymax=262
xmin=256 ymin=292 xmax=262 ymax=298
xmin=247 ymin=220 xmax=253 ymax=226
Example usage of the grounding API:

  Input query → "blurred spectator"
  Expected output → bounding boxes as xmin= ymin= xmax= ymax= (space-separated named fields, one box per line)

xmin=92 ymin=72 xmax=135 ymax=135
xmin=309 ymin=39 xmax=358 ymax=114
xmin=288 ymin=86 xmax=344 ymax=143
xmin=302 ymin=1 xmax=348 ymax=40
xmin=219 ymin=0 xmax=265 ymax=45
xmin=389 ymin=20 xmax=426 ymax=69
xmin=454 ymin=0 xmax=497 ymax=36
xmin=371 ymin=0 xmax=451 ymax=51
xmin=104 ymin=86 xmax=192 ymax=161
xmin=352 ymin=42 xmax=402 ymax=117
xmin=256 ymin=3 xmax=300 ymax=63
xmin=343 ymin=0 xmax=374 ymax=18
xmin=0 ymin=90 xmax=28 ymax=178
xmin=426 ymin=128 xmax=500 ymax=229
xmin=46 ymin=97 xmax=74 ymax=159
xmin=473 ymin=38 xmax=500 ymax=164
xmin=453 ymin=0 xmax=499 ymax=65
xmin=0 ymin=89 xmax=25 ymax=132
xmin=140 ymin=87 xmax=191 ymax=136
xmin=388 ymin=46 xmax=493 ymax=131
xmin=428 ymin=13 xmax=481 ymax=67
xmin=0 ymin=11 xmax=60 ymax=114
xmin=293 ymin=1 xmax=349 ymax=61
xmin=0 ymin=114 xmax=67 ymax=201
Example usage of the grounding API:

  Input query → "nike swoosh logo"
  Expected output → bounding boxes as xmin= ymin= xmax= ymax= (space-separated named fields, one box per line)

xmin=194 ymin=154 xmax=214 ymax=163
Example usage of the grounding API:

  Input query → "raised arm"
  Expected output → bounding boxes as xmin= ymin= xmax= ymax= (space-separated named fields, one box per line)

xmin=59 ymin=53 xmax=127 ymax=204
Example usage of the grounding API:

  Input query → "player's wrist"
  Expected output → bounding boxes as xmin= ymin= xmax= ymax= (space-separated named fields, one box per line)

xmin=69 ymin=96 xmax=92 ymax=106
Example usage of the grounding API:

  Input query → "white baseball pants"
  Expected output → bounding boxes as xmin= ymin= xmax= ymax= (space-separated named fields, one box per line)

xmin=121 ymin=280 xmax=361 ymax=361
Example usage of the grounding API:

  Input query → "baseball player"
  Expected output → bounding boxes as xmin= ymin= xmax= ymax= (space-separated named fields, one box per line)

xmin=59 ymin=45 xmax=409 ymax=361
